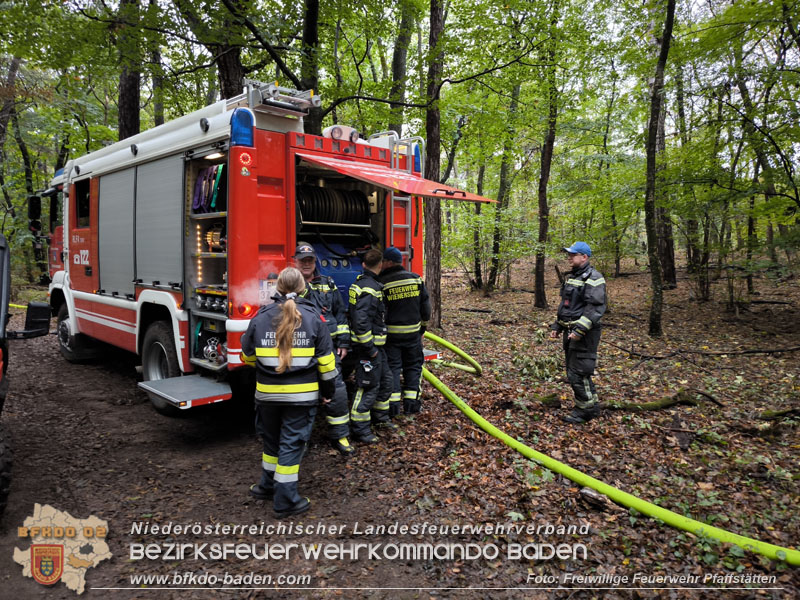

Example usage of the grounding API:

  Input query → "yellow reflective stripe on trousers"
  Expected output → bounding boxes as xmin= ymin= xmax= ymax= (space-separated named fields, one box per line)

xmin=262 ymin=453 xmax=277 ymax=471
xmin=389 ymin=392 xmax=401 ymax=402
xmin=274 ymin=463 xmax=299 ymax=483
xmin=374 ymin=334 xmax=387 ymax=345
xmin=326 ymin=414 xmax=349 ymax=425
xmin=403 ymin=390 xmax=418 ymax=399
xmin=387 ymin=322 xmax=421 ymax=334
xmin=352 ymin=331 xmax=374 ymax=343
xmin=350 ymin=389 xmax=371 ymax=421
xmin=374 ymin=400 xmax=390 ymax=410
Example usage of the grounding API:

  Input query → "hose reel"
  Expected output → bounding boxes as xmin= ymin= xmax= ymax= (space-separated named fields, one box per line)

xmin=296 ymin=185 xmax=370 ymax=225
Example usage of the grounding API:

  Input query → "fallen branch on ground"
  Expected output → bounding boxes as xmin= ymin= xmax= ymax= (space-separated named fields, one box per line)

xmin=606 ymin=388 xmax=721 ymax=411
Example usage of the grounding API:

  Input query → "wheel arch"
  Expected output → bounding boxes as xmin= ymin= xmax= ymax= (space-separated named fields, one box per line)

xmin=136 ymin=291 xmax=189 ymax=372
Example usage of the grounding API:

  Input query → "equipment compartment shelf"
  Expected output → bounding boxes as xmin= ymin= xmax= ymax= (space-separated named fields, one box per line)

xmin=192 ymin=309 xmax=228 ymax=320
xmin=189 ymin=357 xmax=228 ymax=372
xmin=191 ymin=252 xmax=227 ymax=258
xmin=190 ymin=211 xmax=227 ymax=220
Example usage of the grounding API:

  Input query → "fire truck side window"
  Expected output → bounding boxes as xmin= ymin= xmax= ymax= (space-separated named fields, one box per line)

xmin=75 ymin=179 xmax=90 ymax=228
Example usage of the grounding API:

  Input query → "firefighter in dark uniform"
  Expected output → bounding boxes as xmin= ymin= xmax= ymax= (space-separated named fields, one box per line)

xmin=378 ymin=247 xmax=431 ymax=415
xmin=294 ymin=243 xmax=354 ymax=456
xmin=241 ymin=267 xmax=338 ymax=518
xmin=549 ymin=242 xmax=607 ymax=424
xmin=348 ymin=248 xmax=396 ymax=442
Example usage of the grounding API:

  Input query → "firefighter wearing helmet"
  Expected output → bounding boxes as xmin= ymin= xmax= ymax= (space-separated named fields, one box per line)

xmin=294 ymin=243 xmax=354 ymax=456
xmin=240 ymin=267 xmax=338 ymax=518
xmin=549 ymin=242 xmax=607 ymax=424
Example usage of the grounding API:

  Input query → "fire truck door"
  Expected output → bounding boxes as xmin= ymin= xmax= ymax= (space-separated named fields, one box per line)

xmin=67 ymin=178 xmax=99 ymax=293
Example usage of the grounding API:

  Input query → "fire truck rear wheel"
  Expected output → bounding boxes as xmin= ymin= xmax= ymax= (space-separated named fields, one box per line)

xmin=0 ymin=423 xmax=11 ymax=517
xmin=141 ymin=321 xmax=182 ymax=417
xmin=57 ymin=304 xmax=98 ymax=362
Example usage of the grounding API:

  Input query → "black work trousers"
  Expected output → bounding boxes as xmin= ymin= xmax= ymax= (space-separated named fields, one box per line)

xmin=562 ymin=327 xmax=601 ymax=412
xmin=322 ymin=355 xmax=350 ymax=440
xmin=385 ymin=337 xmax=424 ymax=414
xmin=254 ymin=403 xmax=317 ymax=512
xmin=350 ymin=347 xmax=392 ymax=438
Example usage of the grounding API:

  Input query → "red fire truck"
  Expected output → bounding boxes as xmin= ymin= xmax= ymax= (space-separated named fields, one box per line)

xmin=44 ymin=80 xmax=488 ymax=415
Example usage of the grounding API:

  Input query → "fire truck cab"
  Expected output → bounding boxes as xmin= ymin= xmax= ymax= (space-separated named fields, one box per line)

xmin=46 ymin=81 xmax=488 ymax=415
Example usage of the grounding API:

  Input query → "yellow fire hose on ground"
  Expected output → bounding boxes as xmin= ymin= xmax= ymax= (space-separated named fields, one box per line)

xmin=422 ymin=331 xmax=800 ymax=566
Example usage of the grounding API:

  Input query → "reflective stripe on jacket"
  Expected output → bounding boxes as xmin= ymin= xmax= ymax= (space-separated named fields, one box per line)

xmin=348 ymin=272 xmax=387 ymax=355
xmin=301 ymin=274 xmax=350 ymax=349
xmin=240 ymin=296 xmax=337 ymax=404
xmin=553 ymin=262 xmax=606 ymax=337
xmin=378 ymin=265 xmax=431 ymax=341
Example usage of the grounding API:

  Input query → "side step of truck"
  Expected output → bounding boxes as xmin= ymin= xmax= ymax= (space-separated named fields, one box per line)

xmin=138 ymin=375 xmax=232 ymax=409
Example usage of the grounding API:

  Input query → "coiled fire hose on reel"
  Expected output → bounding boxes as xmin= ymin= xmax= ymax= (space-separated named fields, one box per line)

xmin=421 ymin=331 xmax=800 ymax=566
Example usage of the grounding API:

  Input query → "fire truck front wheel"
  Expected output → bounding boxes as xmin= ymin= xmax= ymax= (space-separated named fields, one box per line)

xmin=141 ymin=321 xmax=182 ymax=416
xmin=57 ymin=304 xmax=98 ymax=362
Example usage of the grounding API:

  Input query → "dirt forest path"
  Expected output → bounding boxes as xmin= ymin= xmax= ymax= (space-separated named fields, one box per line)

xmin=0 ymin=262 xmax=798 ymax=599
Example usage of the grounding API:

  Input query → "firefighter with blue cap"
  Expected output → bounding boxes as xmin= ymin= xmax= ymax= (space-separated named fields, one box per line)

xmin=378 ymin=246 xmax=431 ymax=416
xmin=549 ymin=242 xmax=607 ymax=424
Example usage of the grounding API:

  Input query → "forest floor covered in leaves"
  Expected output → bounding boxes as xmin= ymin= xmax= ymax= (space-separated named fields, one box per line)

xmin=0 ymin=259 xmax=797 ymax=599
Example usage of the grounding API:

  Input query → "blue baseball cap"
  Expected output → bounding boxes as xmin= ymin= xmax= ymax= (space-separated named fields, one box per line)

xmin=563 ymin=241 xmax=592 ymax=256
xmin=383 ymin=247 xmax=403 ymax=263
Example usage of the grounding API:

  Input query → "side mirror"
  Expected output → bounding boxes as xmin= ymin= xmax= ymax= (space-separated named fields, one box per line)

xmin=6 ymin=302 xmax=50 ymax=339
xmin=28 ymin=196 xmax=42 ymax=221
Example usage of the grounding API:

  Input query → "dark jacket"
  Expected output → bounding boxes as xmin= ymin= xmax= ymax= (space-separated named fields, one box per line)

xmin=241 ymin=295 xmax=337 ymax=404
xmin=378 ymin=264 xmax=431 ymax=342
xmin=348 ymin=271 xmax=387 ymax=356
xmin=301 ymin=273 xmax=350 ymax=349
xmin=552 ymin=262 xmax=606 ymax=337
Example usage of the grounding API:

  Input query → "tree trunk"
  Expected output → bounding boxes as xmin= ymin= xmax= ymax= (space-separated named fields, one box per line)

xmin=472 ymin=164 xmax=485 ymax=290
xmin=487 ymin=84 xmax=521 ymax=291
xmin=601 ymin=62 xmax=620 ymax=277
xmin=152 ymin=47 xmax=165 ymax=126
xmin=655 ymin=107 xmax=676 ymax=288
xmin=388 ymin=0 xmax=414 ymax=134
xmin=0 ymin=57 xmax=20 ymax=152
xmin=11 ymin=107 xmax=37 ymax=281
xmin=746 ymin=161 xmax=759 ymax=294
xmin=424 ymin=0 xmax=444 ymax=328
xmin=117 ymin=0 xmax=141 ymax=141
xmin=534 ymin=48 xmax=558 ymax=309
xmin=440 ymin=115 xmax=465 ymax=184
xmin=300 ymin=0 xmax=321 ymax=134
xmin=0 ymin=57 xmax=20 ymax=217
xmin=644 ymin=0 xmax=676 ymax=337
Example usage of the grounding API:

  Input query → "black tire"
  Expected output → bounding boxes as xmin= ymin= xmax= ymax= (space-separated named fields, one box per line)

xmin=0 ymin=423 xmax=11 ymax=517
xmin=56 ymin=304 xmax=98 ymax=363
xmin=141 ymin=321 xmax=182 ymax=417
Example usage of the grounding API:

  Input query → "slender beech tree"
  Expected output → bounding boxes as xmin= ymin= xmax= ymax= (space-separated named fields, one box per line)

xmin=644 ymin=0 xmax=676 ymax=337
xmin=424 ymin=0 xmax=444 ymax=328
xmin=117 ymin=0 xmax=141 ymax=140
xmin=534 ymin=2 xmax=560 ymax=308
